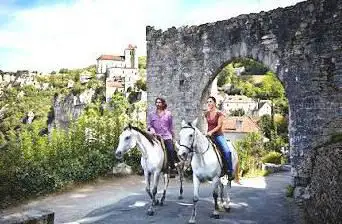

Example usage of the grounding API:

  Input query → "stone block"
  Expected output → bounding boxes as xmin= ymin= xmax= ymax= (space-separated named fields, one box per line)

xmin=0 ymin=209 xmax=54 ymax=224
xmin=112 ymin=162 xmax=133 ymax=176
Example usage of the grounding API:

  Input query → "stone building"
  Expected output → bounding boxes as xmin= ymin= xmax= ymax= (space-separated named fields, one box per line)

xmin=96 ymin=44 xmax=139 ymax=102
xmin=222 ymin=116 xmax=263 ymax=142
xmin=220 ymin=94 xmax=272 ymax=116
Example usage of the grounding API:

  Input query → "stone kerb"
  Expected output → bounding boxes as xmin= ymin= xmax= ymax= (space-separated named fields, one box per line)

xmin=0 ymin=209 xmax=54 ymax=224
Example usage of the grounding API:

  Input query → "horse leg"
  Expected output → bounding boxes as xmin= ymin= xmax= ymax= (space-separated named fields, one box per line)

xmin=145 ymin=171 xmax=153 ymax=200
xmin=211 ymin=176 xmax=220 ymax=219
xmin=159 ymin=172 xmax=169 ymax=206
xmin=219 ymin=182 xmax=225 ymax=211
xmin=188 ymin=175 xmax=200 ymax=224
xmin=152 ymin=171 xmax=161 ymax=205
xmin=145 ymin=171 xmax=156 ymax=216
xmin=177 ymin=162 xmax=184 ymax=200
xmin=223 ymin=181 xmax=231 ymax=212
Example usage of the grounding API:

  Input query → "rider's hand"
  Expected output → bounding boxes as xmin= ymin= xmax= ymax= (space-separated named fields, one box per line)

xmin=153 ymin=133 xmax=161 ymax=138
xmin=207 ymin=131 xmax=213 ymax=137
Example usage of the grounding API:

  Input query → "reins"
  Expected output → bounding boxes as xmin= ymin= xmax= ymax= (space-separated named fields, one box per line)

xmin=179 ymin=125 xmax=223 ymax=169
xmin=179 ymin=125 xmax=211 ymax=155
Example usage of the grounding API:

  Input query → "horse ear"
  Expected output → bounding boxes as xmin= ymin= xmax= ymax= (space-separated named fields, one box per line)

xmin=181 ymin=120 xmax=187 ymax=127
xmin=191 ymin=118 xmax=198 ymax=127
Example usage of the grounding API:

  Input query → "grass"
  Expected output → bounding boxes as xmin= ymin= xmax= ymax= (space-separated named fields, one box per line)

xmin=286 ymin=184 xmax=294 ymax=197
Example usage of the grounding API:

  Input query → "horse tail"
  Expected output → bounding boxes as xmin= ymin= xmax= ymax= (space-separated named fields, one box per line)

xmin=235 ymin=160 xmax=240 ymax=183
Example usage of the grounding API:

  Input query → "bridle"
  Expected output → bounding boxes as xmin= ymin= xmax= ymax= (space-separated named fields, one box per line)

xmin=178 ymin=125 xmax=210 ymax=155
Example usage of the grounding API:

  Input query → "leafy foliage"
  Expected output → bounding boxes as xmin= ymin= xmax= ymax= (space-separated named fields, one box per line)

xmin=229 ymin=108 xmax=245 ymax=116
xmin=138 ymin=56 xmax=146 ymax=69
xmin=258 ymin=115 xmax=273 ymax=139
xmin=234 ymin=132 xmax=265 ymax=175
xmin=135 ymin=78 xmax=146 ymax=91
xmin=261 ymin=151 xmax=282 ymax=164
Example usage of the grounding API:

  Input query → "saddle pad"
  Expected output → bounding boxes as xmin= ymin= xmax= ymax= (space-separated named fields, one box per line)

xmin=156 ymin=136 xmax=169 ymax=172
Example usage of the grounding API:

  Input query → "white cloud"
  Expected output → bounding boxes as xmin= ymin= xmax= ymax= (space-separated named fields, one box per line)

xmin=0 ymin=0 xmax=304 ymax=72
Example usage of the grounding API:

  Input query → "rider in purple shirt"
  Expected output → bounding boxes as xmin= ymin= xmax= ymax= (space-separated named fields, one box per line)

xmin=147 ymin=97 xmax=176 ymax=171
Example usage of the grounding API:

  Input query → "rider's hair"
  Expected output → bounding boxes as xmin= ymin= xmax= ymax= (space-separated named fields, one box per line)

xmin=208 ymin=96 xmax=217 ymax=104
xmin=155 ymin=97 xmax=167 ymax=109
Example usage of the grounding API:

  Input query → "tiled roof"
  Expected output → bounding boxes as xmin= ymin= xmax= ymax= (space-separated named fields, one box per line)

xmin=126 ymin=44 xmax=137 ymax=50
xmin=97 ymin=55 xmax=124 ymax=61
xmin=222 ymin=116 xmax=260 ymax=133
xmin=106 ymin=80 xmax=123 ymax=88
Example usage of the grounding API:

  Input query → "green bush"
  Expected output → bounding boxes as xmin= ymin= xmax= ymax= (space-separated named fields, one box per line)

xmin=234 ymin=132 xmax=265 ymax=176
xmin=261 ymin=151 xmax=282 ymax=164
xmin=0 ymin=109 xmax=125 ymax=207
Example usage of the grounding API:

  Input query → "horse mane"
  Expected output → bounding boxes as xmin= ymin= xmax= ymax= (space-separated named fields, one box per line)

xmin=125 ymin=125 xmax=156 ymax=146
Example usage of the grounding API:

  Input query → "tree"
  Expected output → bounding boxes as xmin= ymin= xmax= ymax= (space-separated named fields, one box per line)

xmin=233 ymin=58 xmax=268 ymax=75
xmin=258 ymin=115 xmax=273 ymax=140
xmin=135 ymin=79 xmax=146 ymax=91
xmin=59 ymin=68 xmax=69 ymax=74
xmin=216 ymin=64 xmax=237 ymax=87
xmin=230 ymin=108 xmax=245 ymax=116
xmin=257 ymin=72 xmax=284 ymax=100
xmin=138 ymin=56 xmax=146 ymax=69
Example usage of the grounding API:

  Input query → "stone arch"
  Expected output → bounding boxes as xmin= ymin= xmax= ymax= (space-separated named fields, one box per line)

xmin=146 ymin=1 xmax=342 ymax=222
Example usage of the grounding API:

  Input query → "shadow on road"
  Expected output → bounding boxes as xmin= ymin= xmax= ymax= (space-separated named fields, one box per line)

xmin=73 ymin=172 xmax=297 ymax=224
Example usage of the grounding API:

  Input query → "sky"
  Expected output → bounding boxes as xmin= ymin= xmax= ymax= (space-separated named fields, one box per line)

xmin=0 ymin=0 xmax=305 ymax=72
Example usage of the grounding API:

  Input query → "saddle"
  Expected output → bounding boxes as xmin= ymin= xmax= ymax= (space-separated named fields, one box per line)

xmin=207 ymin=137 xmax=228 ymax=177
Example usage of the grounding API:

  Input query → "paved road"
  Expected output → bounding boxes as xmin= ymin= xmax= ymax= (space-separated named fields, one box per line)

xmin=1 ymin=172 xmax=301 ymax=224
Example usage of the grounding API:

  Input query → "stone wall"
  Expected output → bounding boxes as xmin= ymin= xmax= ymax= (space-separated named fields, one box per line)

xmin=298 ymin=142 xmax=342 ymax=223
xmin=146 ymin=0 xmax=342 ymax=222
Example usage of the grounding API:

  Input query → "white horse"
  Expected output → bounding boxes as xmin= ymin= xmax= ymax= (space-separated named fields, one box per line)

xmin=176 ymin=119 xmax=239 ymax=224
xmin=115 ymin=125 xmax=185 ymax=216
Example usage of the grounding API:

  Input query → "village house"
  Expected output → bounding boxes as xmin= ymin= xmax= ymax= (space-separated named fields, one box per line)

xmin=254 ymin=100 xmax=272 ymax=117
xmin=222 ymin=116 xmax=266 ymax=143
xmin=96 ymin=44 xmax=139 ymax=102
xmin=220 ymin=95 xmax=272 ymax=117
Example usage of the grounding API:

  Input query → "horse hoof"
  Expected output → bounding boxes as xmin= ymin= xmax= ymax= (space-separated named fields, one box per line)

xmin=210 ymin=213 xmax=220 ymax=219
xmin=154 ymin=199 xmax=159 ymax=206
xmin=147 ymin=209 xmax=154 ymax=216
xmin=224 ymin=207 xmax=231 ymax=212
xmin=160 ymin=201 xmax=164 ymax=206
xmin=178 ymin=195 xmax=184 ymax=200
xmin=188 ymin=219 xmax=196 ymax=224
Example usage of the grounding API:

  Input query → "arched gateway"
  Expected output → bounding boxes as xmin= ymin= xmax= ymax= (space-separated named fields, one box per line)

xmin=146 ymin=0 xmax=342 ymax=223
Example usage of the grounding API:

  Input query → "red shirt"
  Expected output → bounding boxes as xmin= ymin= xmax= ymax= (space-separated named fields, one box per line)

xmin=205 ymin=111 xmax=224 ymax=136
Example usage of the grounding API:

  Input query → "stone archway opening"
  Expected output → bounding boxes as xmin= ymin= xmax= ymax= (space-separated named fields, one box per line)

xmin=198 ymin=57 xmax=289 ymax=170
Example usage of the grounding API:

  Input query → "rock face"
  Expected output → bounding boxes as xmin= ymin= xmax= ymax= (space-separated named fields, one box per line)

xmin=146 ymin=0 xmax=342 ymax=222
xmin=49 ymin=89 xmax=95 ymax=131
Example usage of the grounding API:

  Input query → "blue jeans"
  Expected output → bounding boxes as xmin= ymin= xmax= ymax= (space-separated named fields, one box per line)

xmin=213 ymin=135 xmax=233 ymax=173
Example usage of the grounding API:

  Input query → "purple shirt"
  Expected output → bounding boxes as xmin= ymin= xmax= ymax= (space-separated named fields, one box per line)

xmin=147 ymin=110 xmax=173 ymax=140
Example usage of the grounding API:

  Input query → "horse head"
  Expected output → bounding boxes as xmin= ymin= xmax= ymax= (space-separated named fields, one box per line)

xmin=177 ymin=118 xmax=198 ymax=160
xmin=115 ymin=125 xmax=137 ymax=160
